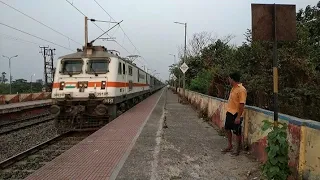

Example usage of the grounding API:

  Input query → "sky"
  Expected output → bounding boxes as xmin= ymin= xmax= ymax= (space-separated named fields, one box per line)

xmin=0 ymin=0 xmax=318 ymax=83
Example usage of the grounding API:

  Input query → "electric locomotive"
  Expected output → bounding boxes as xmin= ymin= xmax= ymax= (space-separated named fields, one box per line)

xmin=49 ymin=44 xmax=163 ymax=131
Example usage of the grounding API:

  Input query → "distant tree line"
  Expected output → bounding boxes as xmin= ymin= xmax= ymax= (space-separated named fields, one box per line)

xmin=169 ymin=2 xmax=320 ymax=121
xmin=0 ymin=72 xmax=44 ymax=94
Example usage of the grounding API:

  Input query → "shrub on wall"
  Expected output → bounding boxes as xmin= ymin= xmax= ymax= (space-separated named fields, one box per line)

xmin=261 ymin=120 xmax=290 ymax=180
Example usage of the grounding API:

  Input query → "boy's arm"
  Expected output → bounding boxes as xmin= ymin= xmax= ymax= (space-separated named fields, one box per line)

xmin=236 ymin=90 xmax=247 ymax=121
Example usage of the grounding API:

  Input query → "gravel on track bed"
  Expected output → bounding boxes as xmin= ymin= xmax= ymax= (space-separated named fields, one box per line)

xmin=0 ymin=115 xmax=54 ymax=134
xmin=0 ymin=120 xmax=58 ymax=162
xmin=0 ymin=132 xmax=92 ymax=180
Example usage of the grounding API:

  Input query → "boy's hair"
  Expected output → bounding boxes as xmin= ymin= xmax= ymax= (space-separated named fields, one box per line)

xmin=229 ymin=72 xmax=241 ymax=82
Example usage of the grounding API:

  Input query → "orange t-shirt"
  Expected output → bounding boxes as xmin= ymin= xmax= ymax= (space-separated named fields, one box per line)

xmin=226 ymin=83 xmax=247 ymax=116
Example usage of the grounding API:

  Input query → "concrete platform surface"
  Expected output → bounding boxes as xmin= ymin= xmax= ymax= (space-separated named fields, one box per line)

xmin=0 ymin=99 xmax=52 ymax=114
xmin=25 ymin=88 xmax=262 ymax=180
xmin=116 ymin=89 xmax=261 ymax=180
xmin=25 ymin=89 xmax=165 ymax=180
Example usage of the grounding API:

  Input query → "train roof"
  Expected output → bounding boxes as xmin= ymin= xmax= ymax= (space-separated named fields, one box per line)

xmin=59 ymin=50 xmax=118 ymax=59
xmin=58 ymin=45 xmax=138 ymax=65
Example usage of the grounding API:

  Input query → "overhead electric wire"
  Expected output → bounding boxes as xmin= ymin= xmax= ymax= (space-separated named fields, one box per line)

xmin=65 ymin=0 xmax=144 ymax=65
xmin=93 ymin=0 xmax=149 ymax=66
xmin=90 ymin=20 xmax=123 ymax=44
xmin=93 ymin=0 xmax=143 ymax=54
xmin=0 ymin=33 xmax=42 ymax=46
xmin=110 ymin=25 xmax=120 ymax=37
xmin=0 ymin=0 xmax=82 ymax=46
xmin=0 ymin=22 xmax=74 ymax=51
xmin=65 ymin=0 xmax=105 ymax=32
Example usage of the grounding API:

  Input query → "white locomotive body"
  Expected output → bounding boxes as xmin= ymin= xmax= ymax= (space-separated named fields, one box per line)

xmin=49 ymin=45 xmax=163 ymax=131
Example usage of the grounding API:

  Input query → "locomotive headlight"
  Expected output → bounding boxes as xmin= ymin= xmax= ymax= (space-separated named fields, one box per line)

xmin=59 ymin=82 xmax=65 ymax=90
xmin=101 ymin=81 xmax=106 ymax=89
xmin=77 ymin=81 xmax=88 ymax=89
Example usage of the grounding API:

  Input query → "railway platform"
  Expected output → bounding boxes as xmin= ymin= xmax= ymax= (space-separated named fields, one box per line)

xmin=25 ymin=88 xmax=261 ymax=180
xmin=0 ymin=99 xmax=52 ymax=115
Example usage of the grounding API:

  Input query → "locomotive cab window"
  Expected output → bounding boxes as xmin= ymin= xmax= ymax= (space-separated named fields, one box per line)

xmin=129 ymin=66 xmax=132 ymax=76
xmin=118 ymin=62 xmax=122 ymax=74
xmin=122 ymin=63 xmax=126 ymax=74
xmin=61 ymin=59 xmax=83 ymax=75
xmin=87 ymin=59 xmax=109 ymax=74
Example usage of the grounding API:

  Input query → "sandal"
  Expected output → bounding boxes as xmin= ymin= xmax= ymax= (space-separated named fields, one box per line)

xmin=231 ymin=151 xmax=240 ymax=156
xmin=221 ymin=147 xmax=233 ymax=154
xmin=231 ymin=147 xmax=241 ymax=156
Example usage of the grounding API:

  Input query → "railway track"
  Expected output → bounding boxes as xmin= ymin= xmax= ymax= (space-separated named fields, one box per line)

xmin=0 ymin=114 xmax=54 ymax=136
xmin=0 ymin=111 xmax=50 ymax=127
xmin=0 ymin=130 xmax=94 ymax=179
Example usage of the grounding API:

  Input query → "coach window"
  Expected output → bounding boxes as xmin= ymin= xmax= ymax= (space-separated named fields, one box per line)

xmin=118 ymin=62 xmax=122 ymax=74
xmin=87 ymin=59 xmax=109 ymax=74
xmin=61 ymin=59 xmax=83 ymax=75
xmin=129 ymin=66 xmax=132 ymax=76
xmin=129 ymin=80 xmax=133 ymax=91
xmin=123 ymin=63 xmax=126 ymax=74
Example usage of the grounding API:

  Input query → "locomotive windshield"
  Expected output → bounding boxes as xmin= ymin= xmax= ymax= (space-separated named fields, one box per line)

xmin=61 ymin=59 xmax=83 ymax=75
xmin=87 ymin=59 xmax=109 ymax=74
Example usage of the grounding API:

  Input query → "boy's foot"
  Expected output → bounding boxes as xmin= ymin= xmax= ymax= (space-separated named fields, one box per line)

xmin=221 ymin=147 xmax=233 ymax=154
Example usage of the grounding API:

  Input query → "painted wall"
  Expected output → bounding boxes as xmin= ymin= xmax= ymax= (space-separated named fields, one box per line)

xmin=178 ymin=88 xmax=320 ymax=179
xmin=0 ymin=92 xmax=51 ymax=105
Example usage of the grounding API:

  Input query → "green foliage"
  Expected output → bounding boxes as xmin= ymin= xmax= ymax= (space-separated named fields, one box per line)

xmin=174 ymin=1 xmax=320 ymax=121
xmin=0 ymin=72 xmax=8 ymax=83
xmin=261 ymin=120 xmax=290 ymax=180
xmin=0 ymin=79 xmax=43 ymax=94
xmin=189 ymin=69 xmax=213 ymax=94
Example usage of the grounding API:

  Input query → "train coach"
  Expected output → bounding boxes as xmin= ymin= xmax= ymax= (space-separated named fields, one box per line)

xmin=49 ymin=45 xmax=164 ymax=131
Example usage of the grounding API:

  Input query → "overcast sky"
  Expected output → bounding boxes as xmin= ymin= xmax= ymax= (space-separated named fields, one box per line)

xmin=0 ymin=0 xmax=317 ymax=83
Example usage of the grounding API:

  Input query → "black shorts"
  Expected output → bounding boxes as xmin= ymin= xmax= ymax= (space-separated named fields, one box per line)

xmin=224 ymin=112 xmax=243 ymax=136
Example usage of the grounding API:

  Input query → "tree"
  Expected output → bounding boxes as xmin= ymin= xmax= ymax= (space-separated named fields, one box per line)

xmin=1 ymin=72 xmax=8 ymax=84
xmin=187 ymin=31 xmax=216 ymax=57
xmin=176 ymin=1 xmax=320 ymax=121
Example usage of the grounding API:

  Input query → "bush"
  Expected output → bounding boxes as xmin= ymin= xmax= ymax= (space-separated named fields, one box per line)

xmin=189 ymin=70 xmax=213 ymax=94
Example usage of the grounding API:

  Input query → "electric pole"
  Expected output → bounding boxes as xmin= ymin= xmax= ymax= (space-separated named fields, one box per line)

xmin=39 ymin=46 xmax=55 ymax=92
xmin=2 ymin=55 xmax=18 ymax=94
xmin=39 ymin=46 xmax=48 ymax=88
xmin=184 ymin=23 xmax=187 ymax=97
xmin=48 ymin=48 xmax=56 ymax=91
xmin=174 ymin=21 xmax=187 ymax=96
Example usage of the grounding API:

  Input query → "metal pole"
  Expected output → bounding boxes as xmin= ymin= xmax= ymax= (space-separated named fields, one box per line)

xmin=169 ymin=54 xmax=177 ymax=90
xmin=85 ymin=16 xmax=88 ymax=46
xmin=9 ymin=57 xmax=12 ymax=94
xmin=273 ymin=4 xmax=279 ymax=125
xmin=183 ymin=23 xmax=187 ymax=97
xmin=40 ymin=47 xmax=48 ymax=89
xmin=3 ymin=55 xmax=18 ymax=94
xmin=30 ymin=75 xmax=33 ymax=93
xmin=174 ymin=55 xmax=176 ymax=90
xmin=50 ymin=49 xmax=55 ymax=83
